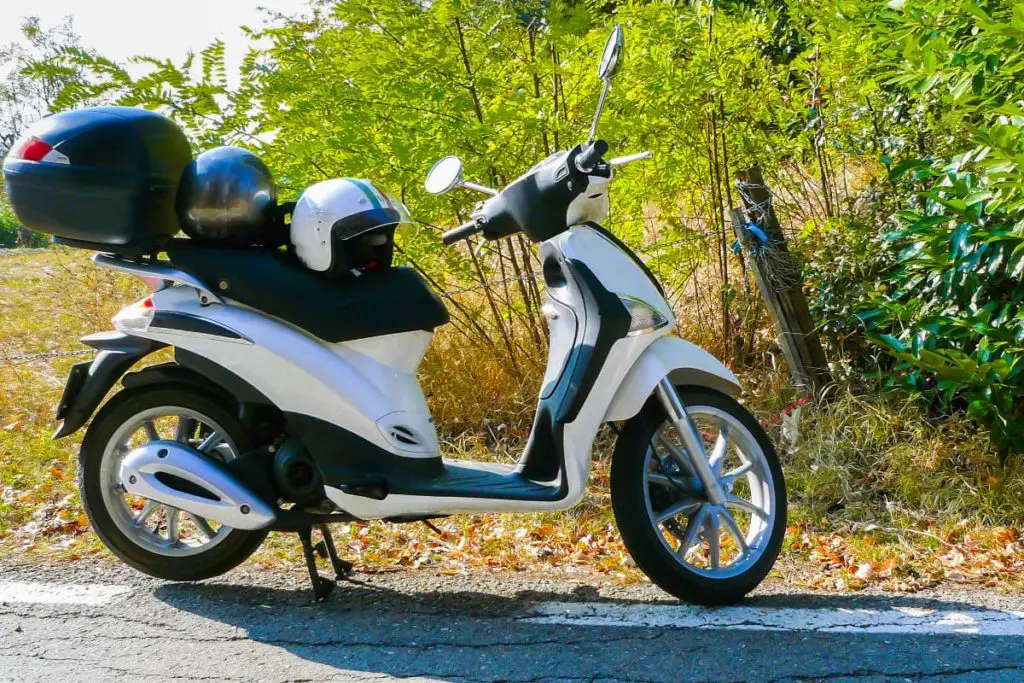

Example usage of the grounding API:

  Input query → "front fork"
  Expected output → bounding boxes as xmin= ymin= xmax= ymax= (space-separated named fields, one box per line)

xmin=654 ymin=378 xmax=727 ymax=505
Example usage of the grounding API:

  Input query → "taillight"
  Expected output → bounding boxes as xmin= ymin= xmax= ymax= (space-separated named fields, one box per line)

xmin=8 ymin=136 xmax=69 ymax=164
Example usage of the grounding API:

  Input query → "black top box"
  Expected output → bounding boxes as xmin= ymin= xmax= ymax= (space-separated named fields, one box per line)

xmin=2 ymin=106 xmax=192 ymax=256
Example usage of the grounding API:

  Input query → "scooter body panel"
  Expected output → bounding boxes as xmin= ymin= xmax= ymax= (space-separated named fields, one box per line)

xmin=118 ymin=285 xmax=441 ymax=460
xmin=603 ymin=336 xmax=742 ymax=423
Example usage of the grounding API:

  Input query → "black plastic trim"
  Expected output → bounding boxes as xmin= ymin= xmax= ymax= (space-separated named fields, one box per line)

xmin=150 ymin=311 xmax=248 ymax=341
xmin=154 ymin=472 xmax=221 ymax=501
xmin=52 ymin=332 xmax=167 ymax=439
xmin=557 ymin=259 xmax=631 ymax=423
xmin=283 ymin=412 xmax=445 ymax=489
xmin=55 ymin=362 xmax=90 ymax=422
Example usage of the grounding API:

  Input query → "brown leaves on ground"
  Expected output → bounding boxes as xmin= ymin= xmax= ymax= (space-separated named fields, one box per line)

xmin=785 ymin=521 xmax=1024 ymax=592
xmin=312 ymin=514 xmax=638 ymax=582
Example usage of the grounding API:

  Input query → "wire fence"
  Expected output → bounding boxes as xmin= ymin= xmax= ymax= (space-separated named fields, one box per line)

xmin=2 ymin=349 xmax=93 ymax=363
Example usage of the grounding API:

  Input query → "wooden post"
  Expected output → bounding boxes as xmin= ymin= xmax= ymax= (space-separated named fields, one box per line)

xmin=733 ymin=166 xmax=829 ymax=393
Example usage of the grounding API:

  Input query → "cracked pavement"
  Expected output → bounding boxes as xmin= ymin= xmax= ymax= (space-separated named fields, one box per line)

xmin=1 ymin=559 xmax=1023 ymax=682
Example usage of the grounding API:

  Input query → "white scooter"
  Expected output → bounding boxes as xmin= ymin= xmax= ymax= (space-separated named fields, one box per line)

xmin=58 ymin=26 xmax=785 ymax=604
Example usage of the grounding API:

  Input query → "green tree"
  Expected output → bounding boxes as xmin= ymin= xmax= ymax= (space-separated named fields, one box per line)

xmin=0 ymin=16 xmax=93 ymax=247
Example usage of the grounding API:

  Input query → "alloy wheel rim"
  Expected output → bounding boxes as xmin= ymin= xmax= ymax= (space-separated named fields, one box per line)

xmin=642 ymin=405 xmax=776 ymax=579
xmin=98 ymin=406 xmax=240 ymax=557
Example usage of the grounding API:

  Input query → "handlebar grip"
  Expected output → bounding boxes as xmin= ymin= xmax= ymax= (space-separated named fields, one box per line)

xmin=576 ymin=139 xmax=609 ymax=172
xmin=442 ymin=220 xmax=483 ymax=245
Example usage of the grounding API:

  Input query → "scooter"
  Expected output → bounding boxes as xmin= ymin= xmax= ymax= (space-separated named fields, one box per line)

xmin=56 ymin=26 xmax=786 ymax=604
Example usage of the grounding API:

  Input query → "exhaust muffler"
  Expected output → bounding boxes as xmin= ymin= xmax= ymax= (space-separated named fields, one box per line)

xmin=119 ymin=441 xmax=275 ymax=530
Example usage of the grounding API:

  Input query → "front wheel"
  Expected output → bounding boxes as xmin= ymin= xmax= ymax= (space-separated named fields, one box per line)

xmin=611 ymin=386 xmax=786 ymax=604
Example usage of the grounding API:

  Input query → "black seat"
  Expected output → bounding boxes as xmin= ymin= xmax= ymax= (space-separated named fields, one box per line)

xmin=165 ymin=239 xmax=449 ymax=343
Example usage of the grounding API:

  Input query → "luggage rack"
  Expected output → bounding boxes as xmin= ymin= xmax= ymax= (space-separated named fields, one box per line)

xmin=93 ymin=252 xmax=223 ymax=305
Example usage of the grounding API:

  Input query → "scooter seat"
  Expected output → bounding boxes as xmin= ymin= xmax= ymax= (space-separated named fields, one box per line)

xmin=165 ymin=239 xmax=449 ymax=343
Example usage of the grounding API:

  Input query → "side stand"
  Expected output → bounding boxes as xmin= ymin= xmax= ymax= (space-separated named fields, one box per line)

xmin=298 ymin=524 xmax=354 ymax=602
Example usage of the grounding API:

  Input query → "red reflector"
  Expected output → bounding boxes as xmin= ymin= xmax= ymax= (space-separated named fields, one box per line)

xmin=12 ymin=136 xmax=54 ymax=162
xmin=142 ymin=297 xmax=154 ymax=309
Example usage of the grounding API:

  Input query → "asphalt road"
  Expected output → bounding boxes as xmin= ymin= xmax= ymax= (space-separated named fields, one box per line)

xmin=1 ymin=559 xmax=1023 ymax=682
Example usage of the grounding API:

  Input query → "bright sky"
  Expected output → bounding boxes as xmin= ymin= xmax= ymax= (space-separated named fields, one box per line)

xmin=0 ymin=0 xmax=309 ymax=70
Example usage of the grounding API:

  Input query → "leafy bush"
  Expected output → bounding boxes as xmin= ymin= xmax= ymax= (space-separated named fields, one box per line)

xmin=815 ymin=3 xmax=1024 ymax=455
xmin=0 ymin=197 xmax=45 ymax=248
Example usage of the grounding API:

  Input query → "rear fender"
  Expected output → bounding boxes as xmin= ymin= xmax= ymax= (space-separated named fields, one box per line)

xmin=53 ymin=332 xmax=166 ymax=439
xmin=603 ymin=336 xmax=740 ymax=423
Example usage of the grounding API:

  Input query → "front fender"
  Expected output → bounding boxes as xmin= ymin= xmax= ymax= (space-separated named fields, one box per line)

xmin=603 ymin=336 xmax=740 ymax=422
xmin=52 ymin=332 xmax=166 ymax=439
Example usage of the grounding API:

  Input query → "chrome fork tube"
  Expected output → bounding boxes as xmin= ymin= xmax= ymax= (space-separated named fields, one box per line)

xmin=655 ymin=378 xmax=727 ymax=505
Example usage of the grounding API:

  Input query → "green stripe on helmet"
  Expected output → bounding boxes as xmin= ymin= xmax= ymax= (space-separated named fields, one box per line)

xmin=344 ymin=178 xmax=383 ymax=210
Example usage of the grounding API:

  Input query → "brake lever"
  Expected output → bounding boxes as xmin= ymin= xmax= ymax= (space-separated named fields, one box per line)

xmin=608 ymin=151 xmax=653 ymax=167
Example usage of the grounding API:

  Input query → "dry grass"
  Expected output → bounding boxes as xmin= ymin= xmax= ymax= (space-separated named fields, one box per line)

xmin=0 ymin=247 xmax=1021 ymax=592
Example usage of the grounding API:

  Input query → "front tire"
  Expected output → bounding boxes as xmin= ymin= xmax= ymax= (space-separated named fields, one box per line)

xmin=611 ymin=386 xmax=786 ymax=605
xmin=79 ymin=385 xmax=268 ymax=581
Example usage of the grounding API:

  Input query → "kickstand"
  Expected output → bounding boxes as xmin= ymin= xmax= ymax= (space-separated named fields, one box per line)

xmin=298 ymin=526 xmax=335 ymax=602
xmin=314 ymin=523 xmax=354 ymax=579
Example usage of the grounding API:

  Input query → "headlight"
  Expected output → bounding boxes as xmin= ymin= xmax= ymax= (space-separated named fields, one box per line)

xmin=619 ymin=296 xmax=669 ymax=336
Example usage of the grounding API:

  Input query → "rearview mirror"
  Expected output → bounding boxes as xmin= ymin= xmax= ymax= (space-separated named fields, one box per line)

xmin=597 ymin=24 xmax=623 ymax=81
xmin=588 ymin=25 xmax=624 ymax=143
xmin=424 ymin=156 xmax=464 ymax=195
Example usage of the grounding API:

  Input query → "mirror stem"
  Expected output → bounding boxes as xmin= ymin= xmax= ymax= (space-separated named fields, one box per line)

xmin=463 ymin=181 xmax=499 ymax=197
xmin=588 ymin=79 xmax=612 ymax=144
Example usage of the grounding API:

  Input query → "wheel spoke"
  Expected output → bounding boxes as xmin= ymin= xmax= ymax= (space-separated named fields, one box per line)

xmin=647 ymin=472 xmax=675 ymax=488
xmin=708 ymin=429 xmax=729 ymax=476
xmin=175 ymin=416 xmax=196 ymax=444
xmin=657 ymin=432 xmax=698 ymax=478
xmin=143 ymin=420 xmax=159 ymax=442
xmin=705 ymin=511 xmax=721 ymax=569
xmin=165 ymin=507 xmax=180 ymax=545
xmin=675 ymin=505 xmax=707 ymax=561
xmin=654 ymin=498 xmax=702 ymax=524
xmin=726 ymin=493 xmax=768 ymax=521
xmin=197 ymin=431 xmax=222 ymax=453
xmin=721 ymin=460 xmax=753 ymax=488
xmin=132 ymin=501 xmax=159 ymax=528
xmin=718 ymin=506 xmax=749 ymax=555
xmin=187 ymin=513 xmax=216 ymax=540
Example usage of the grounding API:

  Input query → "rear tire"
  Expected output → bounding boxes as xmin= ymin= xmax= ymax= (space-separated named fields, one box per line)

xmin=79 ymin=385 xmax=268 ymax=581
xmin=611 ymin=386 xmax=786 ymax=605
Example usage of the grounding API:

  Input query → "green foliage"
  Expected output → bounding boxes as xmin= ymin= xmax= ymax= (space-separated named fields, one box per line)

xmin=16 ymin=0 xmax=1024 ymax=450
xmin=0 ymin=195 xmax=19 ymax=248
xmin=0 ymin=192 xmax=45 ymax=249
xmin=801 ymin=2 xmax=1024 ymax=455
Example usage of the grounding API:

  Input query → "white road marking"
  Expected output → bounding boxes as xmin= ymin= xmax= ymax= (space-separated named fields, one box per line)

xmin=526 ymin=601 xmax=1024 ymax=636
xmin=0 ymin=581 xmax=131 ymax=606
xmin=2 ymin=579 xmax=1021 ymax=638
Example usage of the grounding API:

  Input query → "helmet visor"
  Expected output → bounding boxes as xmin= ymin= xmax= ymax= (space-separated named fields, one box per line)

xmin=331 ymin=181 xmax=412 ymax=240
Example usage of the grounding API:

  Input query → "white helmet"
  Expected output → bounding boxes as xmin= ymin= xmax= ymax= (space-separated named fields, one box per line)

xmin=290 ymin=178 xmax=411 ymax=277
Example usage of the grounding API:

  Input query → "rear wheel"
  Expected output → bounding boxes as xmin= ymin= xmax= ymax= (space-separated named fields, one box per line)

xmin=611 ymin=386 xmax=786 ymax=604
xmin=79 ymin=385 xmax=268 ymax=581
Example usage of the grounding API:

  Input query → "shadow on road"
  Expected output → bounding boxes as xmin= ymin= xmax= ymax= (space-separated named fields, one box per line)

xmin=150 ymin=576 xmax=1024 ymax=682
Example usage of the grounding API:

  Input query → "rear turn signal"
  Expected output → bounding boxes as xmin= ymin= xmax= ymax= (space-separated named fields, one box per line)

xmin=8 ymin=136 xmax=70 ymax=164
xmin=113 ymin=296 xmax=155 ymax=332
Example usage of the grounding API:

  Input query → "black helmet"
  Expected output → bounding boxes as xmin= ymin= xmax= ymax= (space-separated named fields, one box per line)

xmin=176 ymin=146 xmax=279 ymax=245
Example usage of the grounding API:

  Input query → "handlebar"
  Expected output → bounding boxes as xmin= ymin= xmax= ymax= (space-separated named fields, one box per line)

xmin=575 ymin=139 xmax=609 ymax=173
xmin=442 ymin=219 xmax=484 ymax=245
